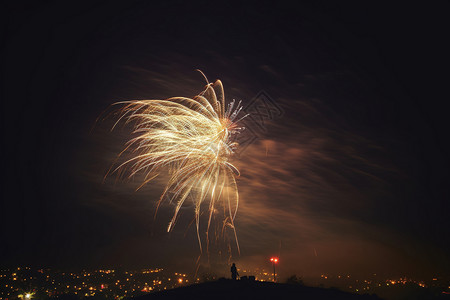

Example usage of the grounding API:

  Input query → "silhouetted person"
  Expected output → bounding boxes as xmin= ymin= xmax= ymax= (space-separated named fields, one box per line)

xmin=230 ymin=263 xmax=239 ymax=280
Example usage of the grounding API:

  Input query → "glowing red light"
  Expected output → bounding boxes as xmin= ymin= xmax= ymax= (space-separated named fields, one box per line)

xmin=270 ymin=257 xmax=279 ymax=263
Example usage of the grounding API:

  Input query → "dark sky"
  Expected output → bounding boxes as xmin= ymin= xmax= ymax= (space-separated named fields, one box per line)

xmin=2 ymin=1 xmax=450 ymax=279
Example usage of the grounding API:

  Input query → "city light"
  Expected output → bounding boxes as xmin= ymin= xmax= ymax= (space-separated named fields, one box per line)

xmin=1 ymin=266 xmax=448 ymax=299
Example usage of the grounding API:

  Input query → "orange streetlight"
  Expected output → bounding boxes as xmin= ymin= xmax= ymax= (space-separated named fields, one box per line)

xmin=270 ymin=257 xmax=279 ymax=282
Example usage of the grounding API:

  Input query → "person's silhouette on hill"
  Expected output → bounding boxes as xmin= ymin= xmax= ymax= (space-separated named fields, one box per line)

xmin=230 ymin=263 xmax=239 ymax=280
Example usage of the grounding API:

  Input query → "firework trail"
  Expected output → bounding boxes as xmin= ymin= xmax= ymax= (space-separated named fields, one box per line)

xmin=109 ymin=71 xmax=247 ymax=254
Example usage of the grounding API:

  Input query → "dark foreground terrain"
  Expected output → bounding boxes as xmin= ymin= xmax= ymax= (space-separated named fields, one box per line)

xmin=135 ymin=279 xmax=381 ymax=300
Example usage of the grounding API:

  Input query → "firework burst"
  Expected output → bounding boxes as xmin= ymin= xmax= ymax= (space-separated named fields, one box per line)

xmin=109 ymin=71 xmax=247 ymax=253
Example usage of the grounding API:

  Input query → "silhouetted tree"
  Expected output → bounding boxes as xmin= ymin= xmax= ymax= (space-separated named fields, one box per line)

xmin=285 ymin=275 xmax=304 ymax=285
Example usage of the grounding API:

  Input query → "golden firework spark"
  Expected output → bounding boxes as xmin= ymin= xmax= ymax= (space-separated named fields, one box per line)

xmin=110 ymin=71 xmax=247 ymax=253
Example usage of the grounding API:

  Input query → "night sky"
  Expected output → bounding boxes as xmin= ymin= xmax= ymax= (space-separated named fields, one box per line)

xmin=2 ymin=1 xmax=450 ymax=279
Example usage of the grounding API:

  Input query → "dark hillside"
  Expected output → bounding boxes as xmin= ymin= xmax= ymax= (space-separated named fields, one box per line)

xmin=135 ymin=279 xmax=381 ymax=300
